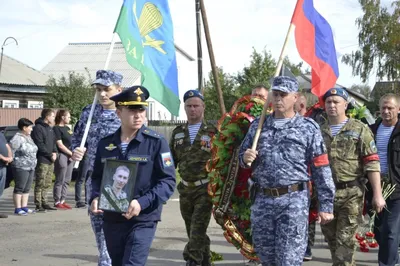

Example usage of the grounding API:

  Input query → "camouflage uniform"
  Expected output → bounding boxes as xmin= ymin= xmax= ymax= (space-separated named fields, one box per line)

xmin=238 ymin=76 xmax=335 ymax=266
xmin=71 ymin=70 xmax=122 ymax=266
xmin=239 ymin=112 xmax=335 ymax=265
xmin=170 ymin=121 xmax=216 ymax=265
xmin=99 ymin=186 xmax=129 ymax=213
xmin=320 ymin=118 xmax=380 ymax=266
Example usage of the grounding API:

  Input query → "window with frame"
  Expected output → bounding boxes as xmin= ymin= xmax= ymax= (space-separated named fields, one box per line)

xmin=2 ymin=100 xmax=19 ymax=108
xmin=27 ymin=101 xmax=44 ymax=108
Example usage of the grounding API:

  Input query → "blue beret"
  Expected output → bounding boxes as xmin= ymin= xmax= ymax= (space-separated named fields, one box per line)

xmin=323 ymin=88 xmax=349 ymax=101
xmin=272 ymin=76 xmax=299 ymax=93
xmin=110 ymin=86 xmax=150 ymax=108
xmin=92 ymin=70 xmax=123 ymax=87
xmin=183 ymin=90 xmax=204 ymax=102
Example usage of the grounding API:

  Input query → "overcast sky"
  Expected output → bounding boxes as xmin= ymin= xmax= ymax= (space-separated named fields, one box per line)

xmin=0 ymin=0 xmax=394 ymax=90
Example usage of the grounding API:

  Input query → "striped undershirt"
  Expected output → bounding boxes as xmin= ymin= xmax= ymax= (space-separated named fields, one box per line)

xmin=376 ymin=123 xmax=394 ymax=174
xmin=330 ymin=119 xmax=348 ymax=137
xmin=188 ymin=123 xmax=202 ymax=144
xmin=120 ymin=142 xmax=128 ymax=154
xmin=273 ymin=117 xmax=292 ymax=127
xmin=102 ymin=109 xmax=116 ymax=118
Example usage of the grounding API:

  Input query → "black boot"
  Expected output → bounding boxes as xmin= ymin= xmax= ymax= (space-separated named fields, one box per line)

xmin=186 ymin=259 xmax=200 ymax=266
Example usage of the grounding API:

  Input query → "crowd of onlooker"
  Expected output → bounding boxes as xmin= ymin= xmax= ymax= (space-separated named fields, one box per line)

xmin=0 ymin=108 xmax=89 ymax=218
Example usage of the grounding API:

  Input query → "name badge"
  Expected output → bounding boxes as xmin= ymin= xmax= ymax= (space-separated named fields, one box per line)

xmin=128 ymin=156 xmax=149 ymax=163
xmin=101 ymin=156 xmax=117 ymax=163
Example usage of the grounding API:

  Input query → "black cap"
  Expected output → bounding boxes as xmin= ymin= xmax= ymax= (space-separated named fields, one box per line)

xmin=110 ymin=86 xmax=150 ymax=108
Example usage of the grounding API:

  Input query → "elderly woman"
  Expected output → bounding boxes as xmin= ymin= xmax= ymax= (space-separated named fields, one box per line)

xmin=9 ymin=118 xmax=38 ymax=216
xmin=53 ymin=109 xmax=74 ymax=209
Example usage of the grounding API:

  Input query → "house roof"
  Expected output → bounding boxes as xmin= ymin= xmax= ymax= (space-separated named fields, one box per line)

xmin=0 ymin=54 xmax=48 ymax=87
xmin=42 ymin=42 xmax=194 ymax=88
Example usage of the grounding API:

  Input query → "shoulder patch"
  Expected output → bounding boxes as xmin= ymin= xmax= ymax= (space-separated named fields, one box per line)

xmin=161 ymin=152 xmax=174 ymax=167
xmin=370 ymin=140 xmax=377 ymax=153
xmin=303 ymin=117 xmax=320 ymax=129
xmin=142 ymin=128 xmax=161 ymax=139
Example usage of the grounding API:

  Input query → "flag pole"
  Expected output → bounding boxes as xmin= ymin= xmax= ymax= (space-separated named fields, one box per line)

xmin=195 ymin=0 xmax=203 ymax=92
xmin=74 ymin=33 xmax=117 ymax=169
xmin=199 ymin=0 xmax=226 ymax=115
xmin=249 ymin=23 xmax=296 ymax=152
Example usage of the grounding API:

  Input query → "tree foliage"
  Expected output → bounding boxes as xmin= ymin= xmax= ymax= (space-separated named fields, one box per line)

xmin=203 ymin=48 xmax=303 ymax=120
xmin=342 ymin=0 xmax=400 ymax=82
xmin=45 ymin=72 xmax=94 ymax=125
xmin=203 ymin=68 xmax=238 ymax=121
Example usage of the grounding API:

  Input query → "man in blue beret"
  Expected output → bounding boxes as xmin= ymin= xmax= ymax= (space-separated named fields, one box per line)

xmin=89 ymin=85 xmax=176 ymax=266
xmin=320 ymin=87 xmax=385 ymax=266
xmin=239 ymin=76 xmax=335 ymax=265
xmin=71 ymin=69 xmax=124 ymax=266
xmin=170 ymin=89 xmax=216 ymax=266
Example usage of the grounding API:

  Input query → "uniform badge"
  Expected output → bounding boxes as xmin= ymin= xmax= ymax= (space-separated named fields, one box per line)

xmin=174 ymin=133 xmax=185 ymax=139
xmin=200 ymin=135 xmax=211 ymax=152
xmin=128 ymin=156 xmax=148 ymax=162
xmin=105 ymin=143 xmax=117 ymax=151
xmin=161 ymin=152 xmax=173 ymax=167
xmin=68 ymin=130 xmax=73 ymax=135
xmin=370 ymin=140 xmax=377 ymax=153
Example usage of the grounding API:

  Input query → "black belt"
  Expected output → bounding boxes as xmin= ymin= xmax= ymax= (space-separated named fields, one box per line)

xmin=335 ymin=180 xmax=360 ymax=190
xmin=256 ymin=183 xmax=305 ymax=197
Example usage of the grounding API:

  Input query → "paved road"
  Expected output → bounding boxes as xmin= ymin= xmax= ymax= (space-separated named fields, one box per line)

xmin=0 ymin=187 xmax=378 ymax=266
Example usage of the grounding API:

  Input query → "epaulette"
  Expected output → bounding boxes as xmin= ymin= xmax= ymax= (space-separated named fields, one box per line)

xmin=303 ymin=116 xmax=321 ymax=129
xmin=172 ymin=124 xmax=185 ymax=132
xmin=142 ymin=128 xmax=161 ymax=139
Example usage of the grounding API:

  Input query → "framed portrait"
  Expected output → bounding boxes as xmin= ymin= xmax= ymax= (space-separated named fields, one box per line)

xmin=99 ymin=159 xmax=138 ymax=213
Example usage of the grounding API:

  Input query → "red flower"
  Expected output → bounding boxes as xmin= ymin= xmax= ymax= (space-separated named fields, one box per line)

xmin=309 ymin=210 xmax=318 ymax=223
xmin=245 ymin=103 xmax=254 ymax=111
xmin=355 ymin=233 xmax=365 ymax=241
xmin=368 ymin=240 xmax=379 ymax=248
xmin=365 ymin=231 xmax=375 ymax=238
xmin=360 ymin=246 xmax=369 ymax=252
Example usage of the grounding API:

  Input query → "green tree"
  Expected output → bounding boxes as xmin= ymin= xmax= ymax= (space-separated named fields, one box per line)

xmin=45 ymin=72 xmax=94 ymax=125
xmin=235 ymin=48 xmax=276 ymax=96
xmin=203 ymin=67 xmax=238 ymax=121
xmin=203 ymin=48 xmax=304 ymax=120
xmin=342 ymin=0 xmax=400 ymax=82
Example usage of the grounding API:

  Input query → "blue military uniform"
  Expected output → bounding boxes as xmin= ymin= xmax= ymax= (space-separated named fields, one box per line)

xmin=71 ymin=70 xmax=123 ymax=266
xmin=239 ymin=76 xmax=335 ymax=266
xmin=90 ymin=85 xmax=176 ymax=266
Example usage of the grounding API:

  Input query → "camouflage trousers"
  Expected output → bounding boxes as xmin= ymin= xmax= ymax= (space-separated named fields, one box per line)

xmin=178 ymin=182 xmax=212 ymax=265
xmin=251 ymin=189 xmax=309 ymax=266
xmin=86 ymin=177 xmax=111 ymax=266
xmin=321 ymin=186 xmax=364 ymax=266
xmin=90 ymin=213 xmax=111 ymax=266
xmin=34 ymin=163 xmax=54 ymax=207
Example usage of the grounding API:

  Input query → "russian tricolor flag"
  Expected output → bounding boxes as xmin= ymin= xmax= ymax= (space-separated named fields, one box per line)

xmin=291 ymin=0 xmax=339 ymax=98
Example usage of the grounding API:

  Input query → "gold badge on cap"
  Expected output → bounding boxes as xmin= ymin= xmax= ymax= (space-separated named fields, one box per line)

xmin=330 ymin=89 xmax=337 ymax=94
xmin=137 ymin=96 xmax=142 ymax=102
xmin=134 ymin=88 xmax=143 ymax=95
xmin=188 ymin=91 xmax=194 ymax=96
